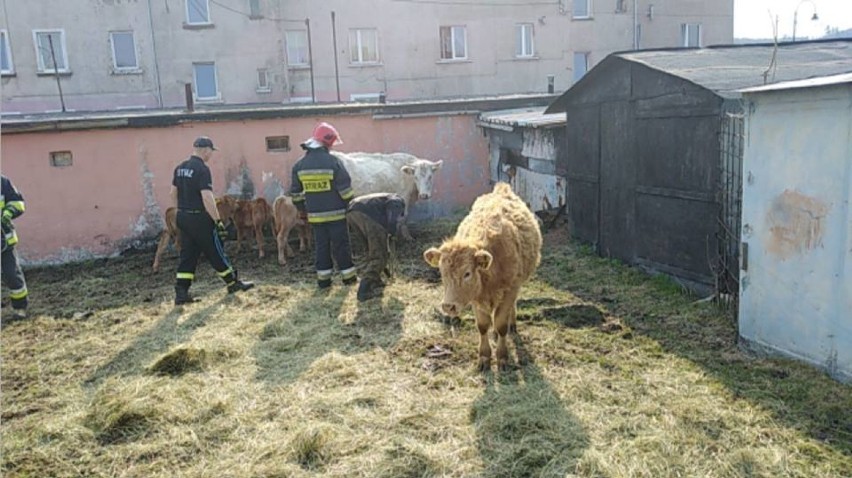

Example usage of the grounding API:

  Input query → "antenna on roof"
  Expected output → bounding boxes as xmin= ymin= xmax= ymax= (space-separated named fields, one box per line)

xmin=762 ymin=11 xmax=779 ymax=84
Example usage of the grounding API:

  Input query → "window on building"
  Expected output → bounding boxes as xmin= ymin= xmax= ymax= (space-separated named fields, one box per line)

xmin=515 ymin=23 xmax=534 ymax=57
xmin=50 ymin=151 xmax=73 ymax=167
xmin=1 ymin=30 xmax=13 ymax=74
xmin=186 ymin=0 xmax=211 ymax=24
xmin=573 ymin=52 xmax=589 ymax=83
xmin=110 ymin=31 xmax=138 ymax=70
xmin=266 ymin=136 xmax=290 ymax=152
xmin=615 ymin=0 xmax=626 ymax=13
xmin=285 ymin=30 xmax=309 ymax=66
xmin=573 ymin=0 xmax=591 ymax=18
xmin=257 ymin=68 xmax=270 ymax=91
xmin=682 ymin=23 xmax=702 ymax=47
xmin=33 ymin=30 xmax=69 ymax=73
xmin=249 ymin=0 xmax=261 ymax=18
xmin=193 ymin=62 xmax=219 ymax=100
xmin=349 ymin=28 xmax=379 ymax=64
xmin=439 ymin=26 xmax=467 ymax=60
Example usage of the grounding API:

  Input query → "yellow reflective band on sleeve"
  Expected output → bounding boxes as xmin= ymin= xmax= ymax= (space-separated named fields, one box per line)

xmin=217 ymin=267 xmax=234 ymax=278
xmin=339 ymin=188 xmax=354 ymax=200
xmin=5 ymin=230 xmax=18 ymax=246
xmin=9 ymin=287 xmax=28 ymax=299
xmin=7 ymin=201 xmax=24 ymax=213
xmin=291 ymin=193 xmax=305 ymax=203
xmin=176 ymin=272 xmax=195 ymax=280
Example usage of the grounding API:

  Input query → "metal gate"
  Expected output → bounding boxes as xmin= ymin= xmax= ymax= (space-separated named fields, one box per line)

xmin=716 ymin=111 xmax=744 ymax=316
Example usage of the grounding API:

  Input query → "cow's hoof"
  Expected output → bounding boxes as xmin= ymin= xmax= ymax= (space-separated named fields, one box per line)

xmin=478 ymin=357 xmax=491 ymax=372
xmin=508 ymin=323 xmax=517 ymax=334
xmin=497 ymin=359 xmax=510 ymax=372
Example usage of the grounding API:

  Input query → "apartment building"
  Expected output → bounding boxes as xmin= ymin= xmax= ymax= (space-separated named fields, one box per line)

xmin=0 ymin=0 xmax=733 ymax=113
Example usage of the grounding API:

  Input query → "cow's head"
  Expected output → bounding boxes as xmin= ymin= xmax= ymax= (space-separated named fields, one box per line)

xmin=401 ymin=159 xmax=443 ymax=200
xmin=423 ymin=241 xmax=492 ymax=318
xmin=216 ymin=195 xmax=238 ymax=224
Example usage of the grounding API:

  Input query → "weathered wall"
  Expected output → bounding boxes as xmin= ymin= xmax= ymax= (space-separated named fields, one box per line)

xmin=1 ymin=112 xmax=489 ymax=263
xmin=738 ymin=81 xmax=852 ymax=383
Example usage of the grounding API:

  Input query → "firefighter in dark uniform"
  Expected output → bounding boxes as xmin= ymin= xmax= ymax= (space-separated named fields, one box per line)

xmin=291 ymin=122 xmax=358 ymax=289
xmin=347 ymin=193 xmax=406 ymax=302
xmin=171 ymin=136 xmax=254 ymax=305
xmin=1 ymin=175 xmax=29 ymax=320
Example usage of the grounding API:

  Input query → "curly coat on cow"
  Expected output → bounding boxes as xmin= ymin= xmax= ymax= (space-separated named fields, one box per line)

xmin=424 ymin=182 xmax=542 ymax=371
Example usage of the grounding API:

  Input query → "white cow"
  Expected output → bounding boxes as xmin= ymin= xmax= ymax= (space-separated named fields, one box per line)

xmin=333 ymin=152 xmax=443 ymax=240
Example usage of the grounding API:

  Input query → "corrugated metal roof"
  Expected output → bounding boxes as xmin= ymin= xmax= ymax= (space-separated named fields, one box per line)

xmin=546 ymin=39 xmax=852 ymax=113
xmin=619 ymin=40 xmax=852 ymax=98
xmin=478 ymin=107 xmax=566 ymax=130
xmin=739 ymin=72 xmax=852 ymax=93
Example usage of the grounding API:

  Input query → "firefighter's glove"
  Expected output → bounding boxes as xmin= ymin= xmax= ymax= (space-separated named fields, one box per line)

xmin=1 ymin=208 xmax=12 ymax=227
xmin=215 ymin=220 xmax=229 ymax=241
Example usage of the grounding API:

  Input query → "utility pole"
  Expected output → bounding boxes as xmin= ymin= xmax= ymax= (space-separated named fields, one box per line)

xmin=47 ymin=35 xmax=66 ymax=112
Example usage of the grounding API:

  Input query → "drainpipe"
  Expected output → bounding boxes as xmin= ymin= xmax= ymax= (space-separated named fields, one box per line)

xmin=147 ymin=0 xmax=164 ymax=108
xmin=331 ymin=10 xmax=341 ymax=102
xmin=633 ymin=0 xmax=638 ymax=50
xmin=306 ymin=18 xmax=316 ymax=103
xmin=47 ymin=35 xmax=66 ymax=112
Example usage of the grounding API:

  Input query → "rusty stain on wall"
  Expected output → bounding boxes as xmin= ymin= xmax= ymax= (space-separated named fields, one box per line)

xmin=765 ymin=189 xmax=830 ymax=259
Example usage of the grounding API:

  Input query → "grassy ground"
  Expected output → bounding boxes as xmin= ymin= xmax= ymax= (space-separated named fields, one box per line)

xmin=2 ymin=219 xmax=850 ymax=478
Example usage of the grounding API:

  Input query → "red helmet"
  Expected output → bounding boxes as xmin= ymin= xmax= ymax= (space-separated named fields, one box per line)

xmin=311 ymin=122 xmax=343 ymax=147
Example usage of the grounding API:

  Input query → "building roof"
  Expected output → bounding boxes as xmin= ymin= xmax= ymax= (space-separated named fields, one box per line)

xmin=477 ymin=107 xmax=566 ymax=131
xmin=739 ymin=72 xmax=852 ymax=93
xmin=1 ymin=93 xmax=559 ymax=134
xmin=547 ymin=39 xmax=852 ymax=112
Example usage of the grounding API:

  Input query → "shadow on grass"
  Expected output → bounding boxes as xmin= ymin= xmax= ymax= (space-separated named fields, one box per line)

xmin=537 ymin=239 xmax=852 ymax=457
xmin=253 ymin=288 xmax=405 ymax=385
xmin=472 ymin=334 xmax=589 ymax=478
xmin=85 ymin=300 xmax=224 ymax=386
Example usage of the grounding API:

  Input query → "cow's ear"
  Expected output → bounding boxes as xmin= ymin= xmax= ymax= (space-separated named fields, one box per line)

xmin=474 ymin=250 xmax=493 ymax=270
xmin=431 ymin=160 xmax=443 ymax=171
xmin=401 ymin=165 xmax=415 ymax=175
xmin=423 ymin=248 xmax=442 ymax=268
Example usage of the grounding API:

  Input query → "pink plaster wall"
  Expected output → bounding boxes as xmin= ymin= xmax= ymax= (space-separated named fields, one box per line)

xmin=0 ymin=113 xmax=489 ymax=263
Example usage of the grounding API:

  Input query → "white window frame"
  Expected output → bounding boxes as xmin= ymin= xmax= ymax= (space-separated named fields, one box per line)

xmin=682 ymin=23 xmax=702 ymax=47
xmin=285 ymin=30 xmax=310 ymax=67
xmin=185 ymin=0 xmax=212 ymax=25
xmin=573 ymin=51 xmax=589 ymax=83
xmin=439 ymin=25 xmax=467 ymax=61
xmin=256 ymin=68 xmax=270 ymax=92
xmin=109 ymin=31 xmax=139 ymax=72
xmin=193 ymin=62 xmax=220 ymax=101
xmin=573 ymin=0 xmax=591 ymax=19
xmin=515 ymin=23 xmax=535 ymax=58
xmin=1 ymin=30 xmax=14 ymax=75
xmin=349 ymin=28 xmax=380 ymax=65
xmin=32 ymin=29 xmax=69 ymax=73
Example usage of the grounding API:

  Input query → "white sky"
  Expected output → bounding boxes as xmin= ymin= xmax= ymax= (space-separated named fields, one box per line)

xmin=735 ymin=0 xmax=852 ymax=39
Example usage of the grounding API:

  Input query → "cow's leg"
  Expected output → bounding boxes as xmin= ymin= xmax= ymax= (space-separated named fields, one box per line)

xmin=507 ymin=287 xmax=520 ymax=335
xmin=494 ymin=295 xmax=517 ymax=371
xmin=152 ymin=231 xmax=172 ymax=272
xmin=275 ymin=223 xmax=288 ymax=266
xmin=255 ymin=222 xmax=265 ymax=258
xmin=475 ymin=306 xmax=493 ymax=372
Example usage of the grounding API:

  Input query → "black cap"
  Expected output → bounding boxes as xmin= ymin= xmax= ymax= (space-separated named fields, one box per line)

xmin=193 ymin=136 xmax=218 ymax=150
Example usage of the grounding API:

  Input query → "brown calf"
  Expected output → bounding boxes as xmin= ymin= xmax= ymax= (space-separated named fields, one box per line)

xmin=233 ymin=197 xmax=274 ymax=258
xmin=151 ymin=196 xmax=238 ymax=272
xmin=423 ymin=182 xmax=542 ymax=371
xmin=272 ymin=195 xmax=311 ymax=265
